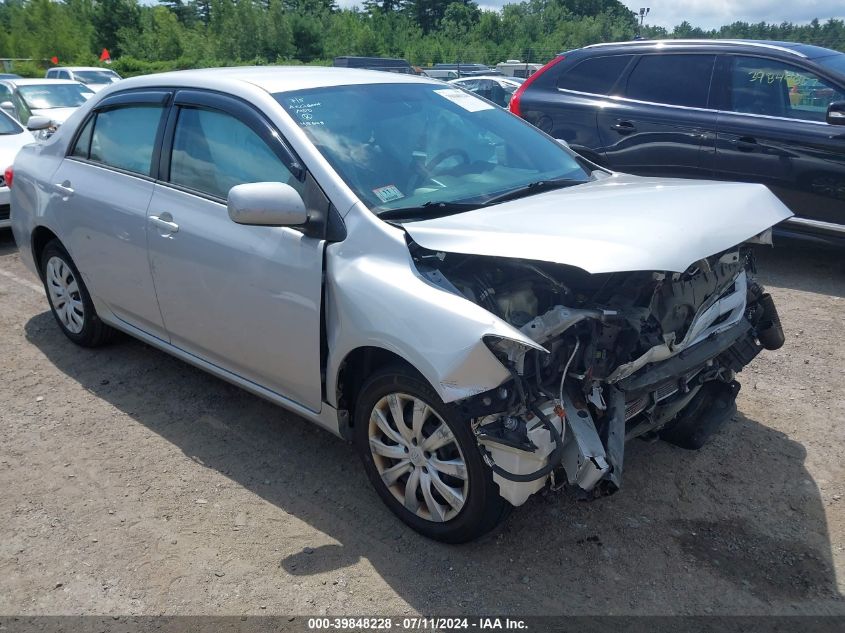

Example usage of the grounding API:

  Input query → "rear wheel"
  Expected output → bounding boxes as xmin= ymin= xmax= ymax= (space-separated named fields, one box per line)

xmin=354 ymin=366 xmax=510 ymax=543
xmin=40 ymin=240 xmax=115 ymax=347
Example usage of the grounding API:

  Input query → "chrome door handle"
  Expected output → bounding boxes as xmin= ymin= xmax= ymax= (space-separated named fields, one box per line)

xmin=611 ymin=121 xmax=636 ymax=134
xmin=149 ymin=214 xmax=179 ymax=233
xmin=53 ymin=181 xmax=74 ymax=197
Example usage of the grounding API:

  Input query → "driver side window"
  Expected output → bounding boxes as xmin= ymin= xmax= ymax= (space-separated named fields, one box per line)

xmin=729 ymin=56 xmax=844 ymax=122
xmin=168 ymin=107 xmax=301 ymax=200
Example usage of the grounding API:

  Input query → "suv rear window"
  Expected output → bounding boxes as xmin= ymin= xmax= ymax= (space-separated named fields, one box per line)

xmin=557 ymin=55 xmax=633 ymax=95
xmin=625 ymin=54 xmax=715 ymax=108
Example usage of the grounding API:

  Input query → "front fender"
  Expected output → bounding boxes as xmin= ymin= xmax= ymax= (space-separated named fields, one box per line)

xmin=324 ymin=203 xmax=541 ymax=406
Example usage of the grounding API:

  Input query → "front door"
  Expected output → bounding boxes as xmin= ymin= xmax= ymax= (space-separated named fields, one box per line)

xmin=711 ymin=54 xmax=845 ymax=230
xmin=146 ymin=93 xmax=325 ymax=411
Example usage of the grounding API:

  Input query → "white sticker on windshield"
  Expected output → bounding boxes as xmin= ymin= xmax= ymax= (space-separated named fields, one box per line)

xmin=434 ymin=88 xmax=494 ymax=112
xmin=373 ymin=185 xmax=404 ymax=203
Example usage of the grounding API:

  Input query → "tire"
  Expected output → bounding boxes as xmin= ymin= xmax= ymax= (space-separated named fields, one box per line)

xmin=39 ymin=239 xmax=115 ymax=347
xmin=354 ymin=365 xmax=510 ymax=543
xmin=659 ymin=381 xmax=740 ymax=450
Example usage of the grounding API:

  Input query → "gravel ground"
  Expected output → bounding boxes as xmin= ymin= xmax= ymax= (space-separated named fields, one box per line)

xmin=0 ymin=229 xmax=843 ymax=616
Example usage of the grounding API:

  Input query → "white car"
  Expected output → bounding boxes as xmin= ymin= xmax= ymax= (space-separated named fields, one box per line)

xmin=0 ymin=79 xmax=95 ymax=132
xmin=0 ymin=110 xmax=39 ymax=228
xmin=46 ymin=67 xmax=122 ymax=92
xmin=449 ymin=75 xmax=525 ymax=108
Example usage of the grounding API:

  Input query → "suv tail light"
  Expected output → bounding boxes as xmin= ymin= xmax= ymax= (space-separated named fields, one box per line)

xmin=509 ymin=55 xmax=566 ymax=118
xmin=3 ymin=166 xmax=12 ymax=189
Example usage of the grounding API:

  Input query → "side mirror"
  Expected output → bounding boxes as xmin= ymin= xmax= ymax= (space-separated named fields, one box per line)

xmin=227 ymin=182 xmax=308 ymax=227
xmin=555 ymin=138 xmax=571 ymax=149
xmin=26 ymin=115 xmax=52 ymax=131
xmin=826 ymin=101 xmax=845 ymax=125
xmin=0 ymin=100 xmax=17 ymax=119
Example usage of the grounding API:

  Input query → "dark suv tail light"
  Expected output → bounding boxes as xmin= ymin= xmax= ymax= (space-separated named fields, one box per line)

xmin=3 ymin=166 xmax=12 ymax=189
xmin=509 ymin=55 xmax=565 ymax=118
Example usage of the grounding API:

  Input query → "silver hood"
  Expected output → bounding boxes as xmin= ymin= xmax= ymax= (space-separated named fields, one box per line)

xmin=403 ymin=175 xmax=793 ymax=274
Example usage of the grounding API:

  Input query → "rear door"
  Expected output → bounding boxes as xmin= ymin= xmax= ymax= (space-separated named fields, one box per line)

xmin=711 ymin=54 xmax=845 ymax=230
xmin=596 ymin=53 xmax=717 ymax=178
xmin=46 ymin=91 xmax=171 ymax=339
xmin=529 ymin=54 xmax=634 ymax=159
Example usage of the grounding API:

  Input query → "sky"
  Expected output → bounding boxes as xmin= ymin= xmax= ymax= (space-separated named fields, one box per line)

xmin=615 ymin=1 xmax=845 ymax=29
xmin=332 ymin=0 xmax=845 ymax=30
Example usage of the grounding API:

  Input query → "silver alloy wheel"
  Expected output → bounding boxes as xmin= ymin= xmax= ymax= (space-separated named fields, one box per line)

xmin=45 ymin=256 xmax=85 ymax=334
xmin=368 ymin=393 xmax=469 ymax=523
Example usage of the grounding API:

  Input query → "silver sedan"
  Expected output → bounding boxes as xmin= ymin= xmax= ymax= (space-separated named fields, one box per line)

xmin=11 ymin=67 xmax=790 ymax=542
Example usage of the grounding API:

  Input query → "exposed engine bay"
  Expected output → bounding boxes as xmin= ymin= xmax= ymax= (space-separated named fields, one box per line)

xmin=411 ymin=242 xmax=785 ymax=506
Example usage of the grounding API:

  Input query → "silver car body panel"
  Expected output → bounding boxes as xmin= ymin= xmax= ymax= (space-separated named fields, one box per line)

xmin=324 ymin=202 xmax=544 ymax=407
xmin=402 ymin=175 xmax=793 ymax=274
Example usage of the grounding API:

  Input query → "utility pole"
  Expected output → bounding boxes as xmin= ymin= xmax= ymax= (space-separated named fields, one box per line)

xmin=638 ymin=7 xmax=650 ymax=37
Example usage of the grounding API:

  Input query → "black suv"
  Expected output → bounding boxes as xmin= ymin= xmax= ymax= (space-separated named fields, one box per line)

xmin=511 ymin=40 xmax=845 ymax=244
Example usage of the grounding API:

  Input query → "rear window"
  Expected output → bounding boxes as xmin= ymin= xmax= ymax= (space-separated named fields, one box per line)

xmin=86 ymin=105 xmax=164 ymax=175
xmin=557 ymin=55 xmax=633 ymax=95
xmin=625 ymin=54 xmax=715 ymax=108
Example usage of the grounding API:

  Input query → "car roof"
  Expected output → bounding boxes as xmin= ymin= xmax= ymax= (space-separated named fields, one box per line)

xmin=115 ymin=66 xmax=440 ymax=94
xmin=53 ymin=66 xmax=114 ymax=71
xmin=451 ymin=75 xmax=521 ymax=83
xmin=581 ymin=39 xmax=841 ymax=60
xmin=3 ymin=78 xmax=86 ymax=86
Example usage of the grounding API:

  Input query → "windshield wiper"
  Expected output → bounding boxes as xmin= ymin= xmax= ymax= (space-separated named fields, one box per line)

xmin=481 ymin=177 xmax=587 ymax=207
xmin=377 ymin=200 xmax=482 ymax=221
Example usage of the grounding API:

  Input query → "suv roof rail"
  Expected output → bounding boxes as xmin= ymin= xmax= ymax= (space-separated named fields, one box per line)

xmin=583 ymin=39 xmax=808 ymax=58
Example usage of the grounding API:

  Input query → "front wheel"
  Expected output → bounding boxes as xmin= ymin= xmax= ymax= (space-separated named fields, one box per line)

xmin=354 ymin=366 xmax=510 ymax=543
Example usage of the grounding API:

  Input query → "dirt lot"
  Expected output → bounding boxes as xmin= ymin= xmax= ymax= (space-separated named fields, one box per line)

xmin=0 ymin=229 xmax=843 ymax=617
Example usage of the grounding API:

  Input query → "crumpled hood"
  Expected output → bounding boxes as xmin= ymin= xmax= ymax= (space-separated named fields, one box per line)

xmin=402 ymin=175 xmax=793 ymax=274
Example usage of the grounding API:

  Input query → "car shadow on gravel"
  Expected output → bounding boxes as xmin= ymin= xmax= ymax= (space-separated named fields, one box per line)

xmin=24 ymin=312 xmax=844 ymax=615
xmin=0 ymin=229 xmax=18 ymax=254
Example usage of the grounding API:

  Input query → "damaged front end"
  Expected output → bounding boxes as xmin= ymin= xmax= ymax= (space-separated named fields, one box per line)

xmin=412 ymin=242 xmax=785 ymax=506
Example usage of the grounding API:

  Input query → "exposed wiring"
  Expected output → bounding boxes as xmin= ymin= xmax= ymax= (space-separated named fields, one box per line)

xmin=559 ymin=338 xmax=580 ymax=405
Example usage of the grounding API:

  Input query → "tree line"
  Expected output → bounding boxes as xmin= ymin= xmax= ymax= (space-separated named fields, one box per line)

xmin=0 ymin=0 xmax=843 ymax=77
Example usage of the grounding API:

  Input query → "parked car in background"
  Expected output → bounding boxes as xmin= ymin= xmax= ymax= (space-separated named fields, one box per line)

xmin=450 ymin=75 xmax=524 ymax=107
xmin=46 ymin=66 xmax=122 ymax=91
xmin=495 ymin=60 xmax=542 ymax=78
xmin=421 ymin=68 xmax=459 ymax=80
xmin=0 ymin=78 xmax=94 ymax=133
xmin=11 ymin=67 xmax=789 ymax=542
xmin=0 ymin=73 xmax=22 ymax=80
xmin=510 ymin=39 xmax=845 ymax=245
xmin=332 ymin=56 xmax=414 ymax=74
xmin=434 ymin=63 xmax=500 ymax=77
xmin=0 ymin=110 xmax=49 ymax=229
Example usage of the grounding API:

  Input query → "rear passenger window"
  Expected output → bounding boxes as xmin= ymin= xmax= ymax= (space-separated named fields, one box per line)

xmin=88 ymin=105 xmax=163 ymax=175
xmin=168 ymin=107 xmax=300 ymax=200
xmin=557 ymin=55 xmax=633 ymax=95
xmin=625 ymin=54 xmax=715 ymax=108
xmin=70 ymin=115 xmax=95 ymax=158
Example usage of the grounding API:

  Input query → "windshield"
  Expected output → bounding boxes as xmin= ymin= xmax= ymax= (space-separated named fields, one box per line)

xmin=275 ymin=82 xmax=589 ymax=214
xmin=816 ymin=53 xmax=845 ymax=78
xmin=18 ymin=83 xmax=93 ymax=109
xmin=74 ymin=70 xmax=120 ymax=85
